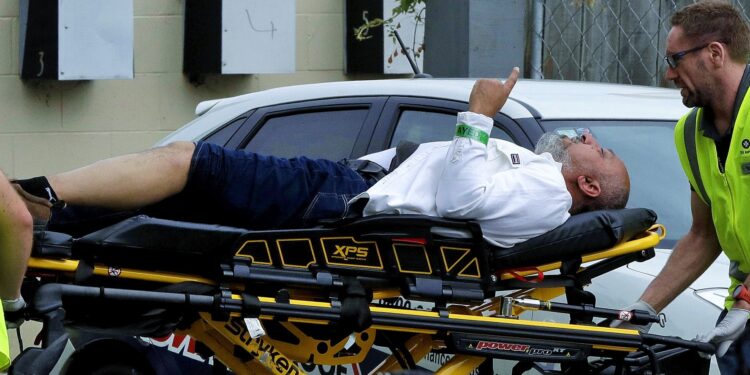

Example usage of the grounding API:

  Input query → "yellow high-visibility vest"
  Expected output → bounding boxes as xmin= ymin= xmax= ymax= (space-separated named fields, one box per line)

xmin=674 ymin=91 xmax=750 ymax=309
xmin=0 ymin=303 xmax=9 ymax=371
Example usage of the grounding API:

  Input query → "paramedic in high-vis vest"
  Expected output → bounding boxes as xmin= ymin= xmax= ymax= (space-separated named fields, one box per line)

xmin=614 ymin=2 xmax=750 ymax=374
xmin=0 ymin=170 xmax=34 ymax=371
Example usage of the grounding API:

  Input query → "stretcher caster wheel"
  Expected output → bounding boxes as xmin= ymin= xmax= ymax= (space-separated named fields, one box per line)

xmin=61 ymin=339 xmax=155 ymax=375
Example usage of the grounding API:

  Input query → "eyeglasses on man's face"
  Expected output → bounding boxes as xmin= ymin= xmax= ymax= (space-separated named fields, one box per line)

xmin=664 ymin=43 xmax=709 ymax=69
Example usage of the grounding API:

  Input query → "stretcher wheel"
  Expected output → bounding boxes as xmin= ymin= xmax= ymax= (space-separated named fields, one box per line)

xmin=61 ymin=339 xmax=154 ymax=375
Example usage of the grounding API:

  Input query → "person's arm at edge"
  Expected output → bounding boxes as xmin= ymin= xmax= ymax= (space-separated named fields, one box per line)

xmin=0 ymin=170 xmax=33 ymax=301
xmin=639 ymin=191 xmax=721 ymax=312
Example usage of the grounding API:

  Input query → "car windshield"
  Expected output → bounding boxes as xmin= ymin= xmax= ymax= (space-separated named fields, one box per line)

xmin=541 ymin=120 xmax=689 ymax=248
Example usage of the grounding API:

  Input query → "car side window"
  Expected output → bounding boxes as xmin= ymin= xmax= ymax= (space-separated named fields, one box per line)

xmin=203 ymin=117 xmax=246 ymax=146
xmin=243 ymin=109 xmax=369 ymax=160
xmin=389 ymin=110 xmax=513 ymax=147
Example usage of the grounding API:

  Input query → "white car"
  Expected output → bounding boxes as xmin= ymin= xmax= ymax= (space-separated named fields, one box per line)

xmin=155 ymin=78 xmax=728 ymax=373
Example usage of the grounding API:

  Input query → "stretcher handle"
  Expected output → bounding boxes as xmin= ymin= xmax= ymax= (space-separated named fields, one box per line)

xmin=513 ymin=299 xmax=666 ymax=327
xmin=627 ymin=308 xmax=666 ymax=326
xmin=641 ymin=333 xmax=716 ymax=354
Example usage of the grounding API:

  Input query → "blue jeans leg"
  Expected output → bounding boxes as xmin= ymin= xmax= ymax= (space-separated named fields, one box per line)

xmin=158 ymin=142 xmax=370 ymax=229
xmin=50 ymin=143 xmax=371 ymax=231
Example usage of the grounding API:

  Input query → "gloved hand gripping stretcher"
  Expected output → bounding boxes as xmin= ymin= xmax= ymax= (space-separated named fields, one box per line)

xmin=9 ymin=208 xmax=714 ymax=374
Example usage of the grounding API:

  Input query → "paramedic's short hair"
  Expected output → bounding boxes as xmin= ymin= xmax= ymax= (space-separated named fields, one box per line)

xmin=672 ymin=1 xmax=750 ymax=63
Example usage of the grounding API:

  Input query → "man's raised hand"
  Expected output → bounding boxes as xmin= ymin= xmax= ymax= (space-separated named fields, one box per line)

xmin=468 ymin=67 xmax=520 ymax=117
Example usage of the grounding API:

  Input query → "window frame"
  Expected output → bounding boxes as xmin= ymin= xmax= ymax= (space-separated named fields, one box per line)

xmin=225 ymin=97 xmax=387 ymax=158
xmin=201 ymin=113 xmax=252 ymax=147
xmin=367 ymin=96 xmax=536 ymax=154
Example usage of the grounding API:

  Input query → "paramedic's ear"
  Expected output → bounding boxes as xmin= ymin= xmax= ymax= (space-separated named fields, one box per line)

xmin=707 ymin=41 xmax=727 ymax=68
xmin=577 ymin=175 xmax=601 ymax=198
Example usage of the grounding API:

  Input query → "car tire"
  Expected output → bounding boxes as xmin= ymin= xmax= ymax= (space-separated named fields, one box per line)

xmin=62 ymin=339 xmax=155 ymax=375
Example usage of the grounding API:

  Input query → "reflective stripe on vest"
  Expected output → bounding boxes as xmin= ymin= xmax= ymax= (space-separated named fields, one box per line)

xmin=683 ymin=109 xmax=712 ymax=207
xmin=730 ymin=262 xmax=749 ymax=285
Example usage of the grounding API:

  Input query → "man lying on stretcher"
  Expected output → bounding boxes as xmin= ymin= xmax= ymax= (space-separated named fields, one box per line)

xmin=13 ymin=67 xmax=629 ymax=251
xmin=0 ymin=68 xmax=631 ymax=349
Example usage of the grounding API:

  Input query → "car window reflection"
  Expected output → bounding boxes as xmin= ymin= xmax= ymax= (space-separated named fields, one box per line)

xmin=390 ymin=110 xmax=513 ymax=147
xmin=542 ymin=120 xmax=689 ymax=248
xmin=244 ymin=109 xmax=368 ymax=160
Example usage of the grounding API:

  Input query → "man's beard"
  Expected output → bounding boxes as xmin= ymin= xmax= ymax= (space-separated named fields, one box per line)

xmin=682 ymin=87 xmax=708 ymax=108
xmin=535 ymin=132 xmax=576 ymax=168
xmin=681 ymin=61 xmax=711 ymax=108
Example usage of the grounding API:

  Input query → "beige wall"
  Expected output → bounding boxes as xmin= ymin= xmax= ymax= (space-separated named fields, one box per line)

xmin=0 ymin=1 xmax=400 ymax=369
xmin=0 ymin=0 xmax=384 ymax=178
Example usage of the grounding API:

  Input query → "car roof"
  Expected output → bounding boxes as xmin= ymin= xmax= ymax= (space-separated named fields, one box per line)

xmin=198 ymin=78 xmax=685 ymax=120
xmin=511 ymin=80 xmax=685 ymax=120
xmin=161 ymin=78 xmax=686 ymax=145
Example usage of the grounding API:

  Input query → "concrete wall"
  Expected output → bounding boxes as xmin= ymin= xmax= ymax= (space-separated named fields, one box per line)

xmin=0 ymin=0 xmax=381 ymax=178
xmin=424 ymin=0 xmax=527 ymax=78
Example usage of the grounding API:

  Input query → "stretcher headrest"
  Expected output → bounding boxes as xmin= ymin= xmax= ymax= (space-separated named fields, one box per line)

xmin=493 ymin=208 xmax=657 ymax=268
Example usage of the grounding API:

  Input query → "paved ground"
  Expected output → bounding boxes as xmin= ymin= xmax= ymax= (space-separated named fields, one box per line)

xmin=6 ymin=322 xmax=41 ymax=369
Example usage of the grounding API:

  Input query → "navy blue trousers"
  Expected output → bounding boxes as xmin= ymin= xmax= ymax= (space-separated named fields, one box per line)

xmin=49 ymin=142 xmax=371 ymax=232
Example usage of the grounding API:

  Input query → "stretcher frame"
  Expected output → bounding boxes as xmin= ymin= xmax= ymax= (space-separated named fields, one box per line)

xmin=10 ymin=211 xmax=714 ymax=375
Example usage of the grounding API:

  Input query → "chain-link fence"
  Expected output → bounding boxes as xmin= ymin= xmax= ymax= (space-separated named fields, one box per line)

xmin=528 ymin=0 xmax=750 ymax=87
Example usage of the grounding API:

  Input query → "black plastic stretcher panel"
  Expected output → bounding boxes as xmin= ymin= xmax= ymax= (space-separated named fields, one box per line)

xmin=56 ymin=208 xmax=656 ymax=279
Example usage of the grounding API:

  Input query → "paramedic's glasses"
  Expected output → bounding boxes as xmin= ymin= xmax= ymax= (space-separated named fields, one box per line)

xmin=664 ymin=44 xmax=708 ymax=69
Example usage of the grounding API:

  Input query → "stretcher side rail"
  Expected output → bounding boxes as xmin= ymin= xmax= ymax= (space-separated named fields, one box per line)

xmin=28 ymin=208 xmax=658 ymax=299
xmin=12 ymin=205 xmax=698 ymax=375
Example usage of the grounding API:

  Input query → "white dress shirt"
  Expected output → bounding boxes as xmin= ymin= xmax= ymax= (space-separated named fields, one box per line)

xmin=352 ymin=111 xmax=572 ymax=248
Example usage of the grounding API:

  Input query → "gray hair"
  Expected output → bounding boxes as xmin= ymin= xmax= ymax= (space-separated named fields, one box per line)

xmin=535 ymin=132 xmax=629 ymax=212
xmin=595 ymin=168 xmax=630 ymax=210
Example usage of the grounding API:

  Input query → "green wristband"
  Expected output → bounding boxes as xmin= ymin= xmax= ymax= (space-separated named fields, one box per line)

xmin=455 ymin=123 xmax=489 ymax=145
